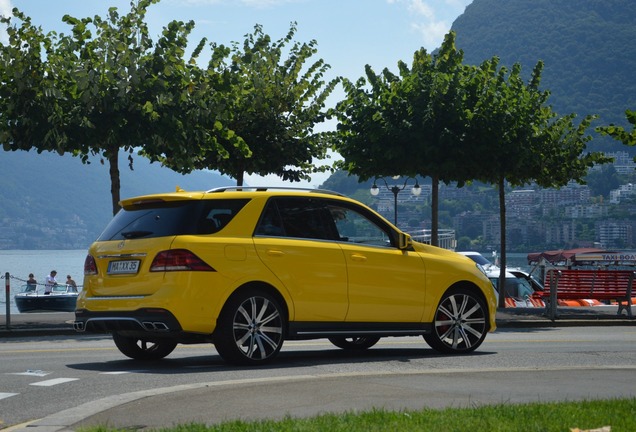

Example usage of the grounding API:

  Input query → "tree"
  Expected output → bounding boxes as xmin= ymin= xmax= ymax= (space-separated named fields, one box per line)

xmin=333 ymin=33 xmax=472 ymax=245
xmin=586 ymin=165 xmax=621 ymax=197
xmin=0 ymin=1 xmax=226 ymax=215
xmin=0 ymin=10 xmax=51 ymax=153
xmin=153 ymin=23 xmax=339 ymax=186
xmin=466 ymin=58 xmax=610 ymax=307
xmin=596 ymin=109 xmax=636 ymax=159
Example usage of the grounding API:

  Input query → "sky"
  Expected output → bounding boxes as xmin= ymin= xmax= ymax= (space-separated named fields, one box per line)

xmin=1 ymin=0 xmax=473 ymax=187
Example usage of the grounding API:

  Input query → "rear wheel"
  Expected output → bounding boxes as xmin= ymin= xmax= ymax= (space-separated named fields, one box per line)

xmin=424 ymin=287 xmax=488 ymax=354
xmin=112 ymin=333 xmax=177 ymax=360
xmin=328 ymin=336 xmax=380 ymax=350
xmin=214 ymin=289 xmax=285 ymax=365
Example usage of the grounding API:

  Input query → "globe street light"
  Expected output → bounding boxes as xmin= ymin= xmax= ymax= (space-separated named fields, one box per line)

xmin=370 ymin=176 xmax=421 ymax=226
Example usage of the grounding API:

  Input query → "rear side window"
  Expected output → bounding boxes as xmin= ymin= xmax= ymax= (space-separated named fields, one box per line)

xmin=255 ymin=197 xmax=339 ymax=240
xmin=97 ymin=199 xmax=249 ymax=241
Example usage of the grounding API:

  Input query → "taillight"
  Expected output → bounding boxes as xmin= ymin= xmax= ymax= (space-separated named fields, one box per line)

xmin=150 ymin=249 xmax=215 ymax=272
xmin=84 ymin=255 xmax=98 ymax=275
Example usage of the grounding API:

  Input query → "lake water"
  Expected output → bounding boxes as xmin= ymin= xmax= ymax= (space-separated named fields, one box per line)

xmin=0 ymin=249 xmax=87 ymax=315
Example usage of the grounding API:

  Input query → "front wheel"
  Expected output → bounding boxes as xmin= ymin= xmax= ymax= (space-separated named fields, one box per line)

xmin=214 ymin=289 xmax=285 ymax=365
xmin=112 ymin=333 xmax=177 ymax=360
xmin=328 ymin=336 xmax=380 ymax=350
xmin=424 ymin=287 xmax=488 ymax=354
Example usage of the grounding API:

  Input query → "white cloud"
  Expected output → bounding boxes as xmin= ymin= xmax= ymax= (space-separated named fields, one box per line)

xmin=387 ymin=0 xmax=471 ymax=50
xmin=406 ymin=0 xmax=435 ymax=19
xmin=240 ymin=0 xmax=298 ymax=6
xmin=411 ymin=20 xmax=449 ymax=50
xmin=170 ymin=0 xmax=298 ymax=6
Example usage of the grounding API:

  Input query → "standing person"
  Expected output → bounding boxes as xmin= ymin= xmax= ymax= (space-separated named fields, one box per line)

xmin=44 ymin=270 xmax=57 ymax=294
xmin=26 ymin=273 xmax=37 ymax=292
xmin=66 ymin=275 xmax=78 ymax=292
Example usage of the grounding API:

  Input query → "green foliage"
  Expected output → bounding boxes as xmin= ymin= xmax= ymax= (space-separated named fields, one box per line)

xmin=586 ymin=165 xmax=621 ymax=196
xmin=1 ymin=4 xmax=337 ymax=214
xmin=333 ymin=32 xmax=473 ymax=244
xmin=183 ymin=23 xmax=339 ymax=186
xmin=0 ymin=9 xmax=52 ymax=152
xmin=0 ymin=0 xmax=211 ymax=214
xmin=597 ymin=109 xmax=636 ymax=159
xmin=332 ymin=33 xmax=470 ymax=184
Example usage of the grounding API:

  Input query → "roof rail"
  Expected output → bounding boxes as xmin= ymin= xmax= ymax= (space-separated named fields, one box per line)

xmin=205 ymin=186 xmax=345 ymax=197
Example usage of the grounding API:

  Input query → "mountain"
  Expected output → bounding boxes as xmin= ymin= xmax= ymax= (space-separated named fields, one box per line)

xmin=451 ymin=0 xmax=636 ymax=155
xmin=0 ymin=150 xmax=233 ymax=249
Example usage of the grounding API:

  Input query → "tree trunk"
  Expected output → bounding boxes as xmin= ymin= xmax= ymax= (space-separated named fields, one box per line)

xmin=497 ymin=177 xmax=507 ymax=309
xmin=431 ymin=175 xmax=439 ymax=247
xmin=108 ymin=150 xmax=121 ymax=216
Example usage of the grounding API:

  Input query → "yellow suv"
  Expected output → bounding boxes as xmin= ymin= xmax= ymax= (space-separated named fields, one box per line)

xmin=75 ymin=187 xmax=497 ymax=365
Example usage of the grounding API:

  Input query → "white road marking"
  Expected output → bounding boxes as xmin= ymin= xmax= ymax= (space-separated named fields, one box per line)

xmin=10 ymin=370 xmax=50 ymax=377
xmin=0 ymin=392 xmax=18 ymax=400
xmin=30 ymin=378 xmax=79 ymax=387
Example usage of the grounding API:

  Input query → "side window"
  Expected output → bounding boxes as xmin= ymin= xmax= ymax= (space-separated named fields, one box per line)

xmin=254 ymin=201 xmax=285 ymax=236
xmin=327 ymin=203 xmax=393 ymax=248
xmin=257 ymin=197 xmax=339 ymax=240
xmin=196 ymin=199 xmax=249 ymax=234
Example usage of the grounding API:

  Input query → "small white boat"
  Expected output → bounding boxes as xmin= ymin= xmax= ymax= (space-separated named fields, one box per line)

xmin=14 ymin=284 xmax=79 ymax=313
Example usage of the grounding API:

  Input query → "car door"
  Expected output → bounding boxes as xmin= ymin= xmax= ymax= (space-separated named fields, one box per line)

xmin=253 ymin=197 xmax=348 ymax=322
xmin=327 ymin=201 xmax=427 ymax=322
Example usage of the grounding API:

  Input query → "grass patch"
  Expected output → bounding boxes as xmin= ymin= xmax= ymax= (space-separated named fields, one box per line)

xmin=81 ymin=398 xmax=636 ymax=432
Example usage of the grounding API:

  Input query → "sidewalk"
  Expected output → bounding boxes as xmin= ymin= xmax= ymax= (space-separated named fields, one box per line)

xmin=1 ymin=306 xmax=634 ymax=336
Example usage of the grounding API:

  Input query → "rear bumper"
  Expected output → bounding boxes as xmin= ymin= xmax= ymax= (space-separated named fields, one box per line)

xmin=74 ymin=308 xmax=182 ymax=334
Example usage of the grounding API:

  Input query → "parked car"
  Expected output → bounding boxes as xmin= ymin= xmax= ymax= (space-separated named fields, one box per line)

xmin=459 ymin=252 xmax=544 ymax=307
xmin=75 ymin=187 xmax=497 ymax=365
xmin=508 ymin=269 xmax=544 ymax=292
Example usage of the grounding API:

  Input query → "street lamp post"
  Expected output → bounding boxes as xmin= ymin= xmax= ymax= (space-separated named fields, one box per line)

xmin=370 ymin=176 xmax=422 ymax=226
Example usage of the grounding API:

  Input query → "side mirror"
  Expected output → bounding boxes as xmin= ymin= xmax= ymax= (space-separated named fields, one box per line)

xmin=398 ymin=232 xmax=412 ymax=250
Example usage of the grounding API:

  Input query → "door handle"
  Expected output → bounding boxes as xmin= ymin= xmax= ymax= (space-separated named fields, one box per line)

xmin=350 ymin=254 xmax=367 ymax=262
xmin=266 ymin=249 xmax=284 ymax=257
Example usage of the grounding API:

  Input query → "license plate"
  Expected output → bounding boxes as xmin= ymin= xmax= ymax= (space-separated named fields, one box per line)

xmin=107 ymin=260 xmax=140 ymax=275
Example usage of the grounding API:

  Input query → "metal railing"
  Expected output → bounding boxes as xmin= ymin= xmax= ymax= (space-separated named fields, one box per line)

xmin=407 ymin=229 xmax=456 ymax=251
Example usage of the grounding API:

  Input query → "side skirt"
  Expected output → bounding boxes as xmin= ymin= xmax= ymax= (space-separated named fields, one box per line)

xmin=287 ymin=321 xmax=433 ymax=340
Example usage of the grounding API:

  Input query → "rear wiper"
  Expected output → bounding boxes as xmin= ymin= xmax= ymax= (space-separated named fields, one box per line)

xmin=121 ymin=230 xmax=153 ymax=239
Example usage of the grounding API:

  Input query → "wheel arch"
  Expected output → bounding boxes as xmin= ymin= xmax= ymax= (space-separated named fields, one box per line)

xmin=445 ymin=280 xmax=494 ymax=331
xmin=218 ymin=281 xmax=291 ymax=329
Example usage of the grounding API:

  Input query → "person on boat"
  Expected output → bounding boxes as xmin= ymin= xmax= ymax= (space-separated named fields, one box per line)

xmin=66 ymin=275 xmax=78 ymax=292
xmin=26 ymin=273 xmax=37 ymax=292
xmin=44 ymin=270 xmax=58 ymax=294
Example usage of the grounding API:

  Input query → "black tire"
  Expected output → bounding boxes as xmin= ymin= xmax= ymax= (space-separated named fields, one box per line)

xmin=112 ymin=333 xmax=177 ymax=360
xmin=424 ymin=287 xmax=488 ymax=354
xmin=214 ymin=289 xmax=285 ymax=365
xmin=328 ymin=336 xmax=381 ymax=350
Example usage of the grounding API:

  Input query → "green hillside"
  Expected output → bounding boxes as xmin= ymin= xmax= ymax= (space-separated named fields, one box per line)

xmin=451 ymin=0 xmax=636 ymax=154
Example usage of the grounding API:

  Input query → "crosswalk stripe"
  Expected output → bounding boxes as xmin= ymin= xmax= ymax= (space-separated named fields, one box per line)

xmin=11 ymin=370 xmax=50 ymax=377
xmin=30 ymin=378 xmax=79 ymax=387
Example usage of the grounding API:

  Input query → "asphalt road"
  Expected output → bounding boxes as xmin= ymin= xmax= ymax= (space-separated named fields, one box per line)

xmin=1 ymin=320 xmax=635 ymax=432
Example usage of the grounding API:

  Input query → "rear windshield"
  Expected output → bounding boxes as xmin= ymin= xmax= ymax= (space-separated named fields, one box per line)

xmin=97 ymin=199 xmax=249 ymax=241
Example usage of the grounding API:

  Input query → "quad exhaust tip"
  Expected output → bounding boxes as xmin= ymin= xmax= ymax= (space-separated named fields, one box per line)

xmin=142 ymin=321 xmax=170 ymax=331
